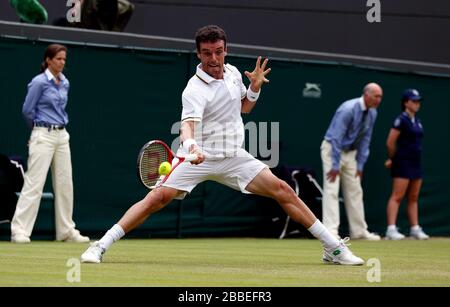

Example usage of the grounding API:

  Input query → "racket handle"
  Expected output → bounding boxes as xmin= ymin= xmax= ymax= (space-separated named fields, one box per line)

xmin=184 ymin=154 xmax=198 ymax=162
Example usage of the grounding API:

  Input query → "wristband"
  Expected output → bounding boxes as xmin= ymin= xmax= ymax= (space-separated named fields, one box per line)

xmin=182 ymin=138 xmax=197 ymax=151
xmin=246 ymin=87 xmax=260 ymax=102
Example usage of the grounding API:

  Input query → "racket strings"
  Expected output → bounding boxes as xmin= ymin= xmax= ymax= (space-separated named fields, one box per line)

xmin=140 ymin=143 xmax=169 ymax=187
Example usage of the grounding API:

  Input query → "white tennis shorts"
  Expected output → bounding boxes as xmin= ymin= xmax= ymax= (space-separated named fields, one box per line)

xmin=161 ymin=148 xmax=268 ymax=199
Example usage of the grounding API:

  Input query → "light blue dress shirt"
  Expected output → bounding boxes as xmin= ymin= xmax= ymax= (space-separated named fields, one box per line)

xmin=324 ymin=96 xmax=377 ymax=171
xmin=22 ymin=69 xmax=70 ymax=128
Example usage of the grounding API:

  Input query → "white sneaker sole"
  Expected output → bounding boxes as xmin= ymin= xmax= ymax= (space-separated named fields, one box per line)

xmin=322 ymin=258 xmax=364 ymax=266
xmin=81 ymin=257 xmax=101 ymax=264
xmin=11 ymin=240 xmax=31 ymax=243
xmin=65 ymin=238 xmax=90 ymax=243
xmin=384 ymin=236 xmax=405 ymax=240
xmin=11 ymin=237 xmax=31 ymax=243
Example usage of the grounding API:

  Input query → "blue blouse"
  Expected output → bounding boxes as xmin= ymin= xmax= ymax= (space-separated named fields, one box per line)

xmin=22 ymin=69 xmax=70 ymax=128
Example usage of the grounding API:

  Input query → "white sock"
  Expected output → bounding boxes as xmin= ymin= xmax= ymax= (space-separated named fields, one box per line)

xmin=387 ymin=225 xmax=397 ymax=231
xmin=308 ymin=219 xmax=340 ymax=249
xmin=99 ymin=224 xmax=125 ymax=250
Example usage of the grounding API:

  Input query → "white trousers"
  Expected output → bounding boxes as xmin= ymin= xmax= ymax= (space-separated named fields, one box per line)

xmin=320 ymin=140 xmax=368 ymax=237
xmin=11 ymin=127 xmax=77 ymax=240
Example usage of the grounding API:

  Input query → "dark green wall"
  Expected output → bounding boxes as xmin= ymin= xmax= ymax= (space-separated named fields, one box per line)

xmin=1 ymin=37 xmax=449 ymax=239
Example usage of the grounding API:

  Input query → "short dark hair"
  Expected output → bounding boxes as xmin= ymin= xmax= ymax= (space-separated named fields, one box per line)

xmin=195 ymin=25 xmax=227 ymax=52
xmin=40 ymin=44 xmax=67 ymax=72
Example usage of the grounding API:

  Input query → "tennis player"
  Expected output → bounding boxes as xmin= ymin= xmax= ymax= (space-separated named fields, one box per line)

xmin=81 ymin=25 xmax=364 ymax=265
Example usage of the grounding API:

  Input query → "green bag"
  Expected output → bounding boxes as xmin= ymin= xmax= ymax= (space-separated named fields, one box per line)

xmin=9 ymin=0 xmax=48 ymax=24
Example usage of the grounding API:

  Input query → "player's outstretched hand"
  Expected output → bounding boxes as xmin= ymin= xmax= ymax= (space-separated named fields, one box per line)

xmin=244 ymin=56 xmax=271 ymax=91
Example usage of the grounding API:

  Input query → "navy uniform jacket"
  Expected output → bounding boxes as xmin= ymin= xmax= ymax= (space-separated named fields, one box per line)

xmin=391 ymin=112 xmax=424 ymax=178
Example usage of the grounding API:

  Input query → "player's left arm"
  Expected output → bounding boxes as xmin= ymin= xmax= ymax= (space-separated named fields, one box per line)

xmin=241 ymin=57 xmax=271 ymax=114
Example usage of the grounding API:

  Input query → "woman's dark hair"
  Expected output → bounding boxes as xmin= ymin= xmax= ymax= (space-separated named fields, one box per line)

xmin=40 ymin=44 xmax=67 ymax=72
xmin=401 ymin=97 xmax=409 ymax=111
xmin=195 ymin=25 xmax=227 ymax=52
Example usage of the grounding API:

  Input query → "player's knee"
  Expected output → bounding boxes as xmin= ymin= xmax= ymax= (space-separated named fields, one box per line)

xmin=274 ymin=180 xmax=297 ymax=202
xmin=143 ymin=189 xmax=169 ymax=213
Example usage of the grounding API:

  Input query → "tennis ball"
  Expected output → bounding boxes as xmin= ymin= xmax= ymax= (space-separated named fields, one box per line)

xmin=158 ymin=161 xmax=172 ymax=175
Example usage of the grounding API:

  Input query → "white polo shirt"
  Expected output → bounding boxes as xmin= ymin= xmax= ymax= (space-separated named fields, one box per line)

xmin=181 ymin=63 xmax=247 ymax=159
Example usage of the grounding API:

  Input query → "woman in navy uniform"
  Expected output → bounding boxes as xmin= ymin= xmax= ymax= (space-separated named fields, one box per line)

xmin=384 ymin=89 xmax=429 ymax=240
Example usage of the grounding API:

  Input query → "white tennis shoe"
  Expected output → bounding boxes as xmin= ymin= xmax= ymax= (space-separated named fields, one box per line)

xmin=323 ymin=238 xmax=365 ymax=266
xmin=81 ymin=241 xmax=105 ymax=263
xmin=410 ymin=226 xmax=430 ymax=240
xmin=11 ymin=234 xmax=31 ymax=243
xmin=385 ymin=227 xmax=405 ymax=240
xmin=63 ymin=231 xmax=90 ymax=243
xmin=351 ymin=231 xmax=381 ymax=241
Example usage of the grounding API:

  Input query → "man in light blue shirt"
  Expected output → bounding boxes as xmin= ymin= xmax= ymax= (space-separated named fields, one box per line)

xmin=321 ymin=83 xmax=383 ymax=240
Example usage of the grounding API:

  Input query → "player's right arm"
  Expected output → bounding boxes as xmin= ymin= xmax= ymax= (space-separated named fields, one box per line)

xmin=180 ymin=120 xmax=205 ymax=165
xmin=181 ymin=79 xmax=207 ymax=165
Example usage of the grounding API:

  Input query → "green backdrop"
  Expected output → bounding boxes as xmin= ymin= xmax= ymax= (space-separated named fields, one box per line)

xmin=1 ymin=37 xmax=449 ymax=239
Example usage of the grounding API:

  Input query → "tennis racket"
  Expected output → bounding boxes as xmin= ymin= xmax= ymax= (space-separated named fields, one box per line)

xmin=136 ymin=140 xmax=198 ymax=189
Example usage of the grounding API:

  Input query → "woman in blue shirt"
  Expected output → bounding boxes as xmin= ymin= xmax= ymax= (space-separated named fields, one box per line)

xmin=11 ymin=44 xmax=89 ymax=243
xmin=384 ymin=89 xmax=429 ymax=240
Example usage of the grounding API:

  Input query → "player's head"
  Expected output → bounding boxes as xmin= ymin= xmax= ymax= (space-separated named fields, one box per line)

xmin=401 ymin=88 xmax=422 ymax=112
xmin=195 ymin=25 xmax=227 ymax=52
xmin=362 ymin=82 xmax=383 ymax=108
xmin=41 ymin=44 xmax=67 ymax=74
xmin=195 ymin=25 xmax=228 ymax=79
